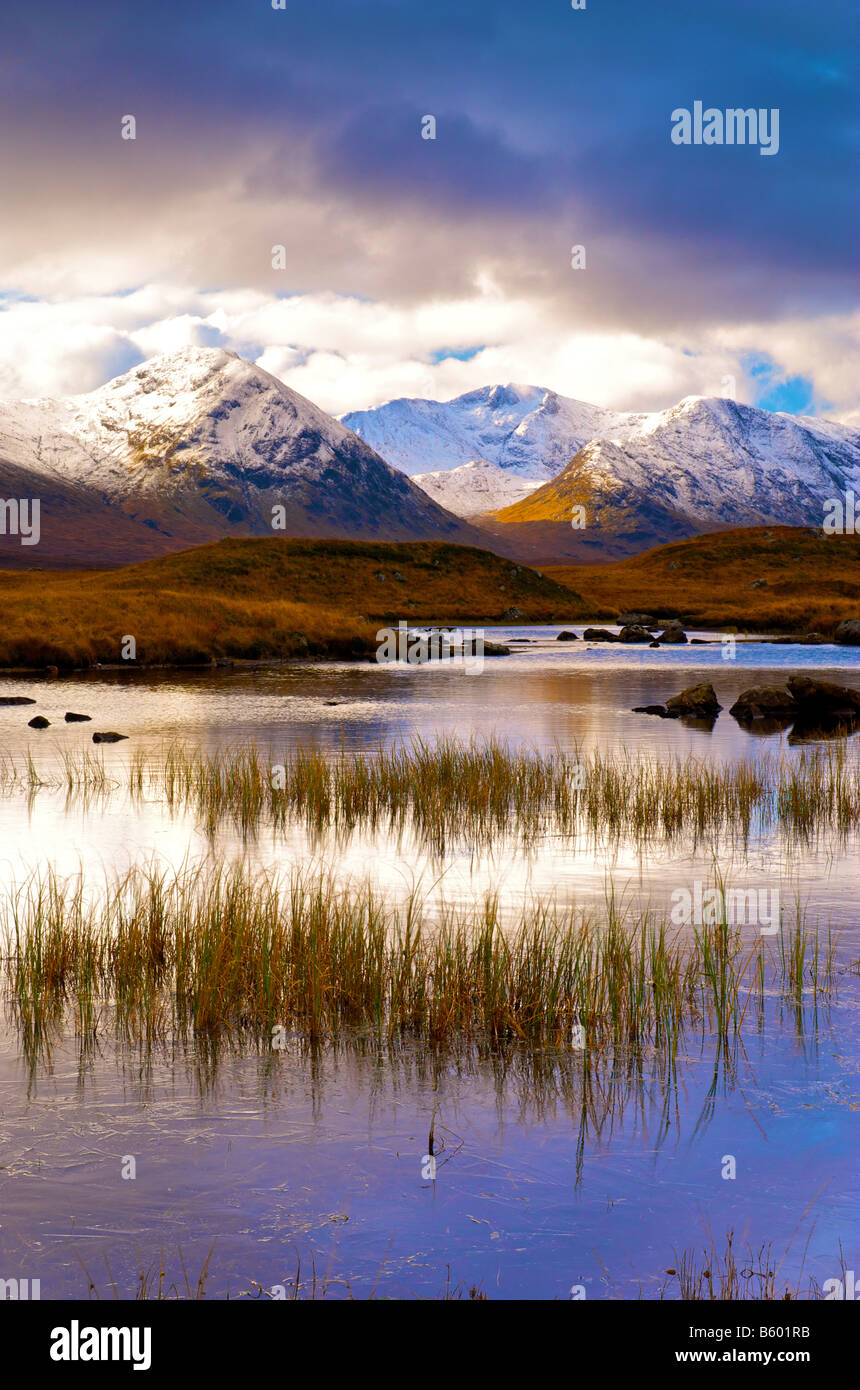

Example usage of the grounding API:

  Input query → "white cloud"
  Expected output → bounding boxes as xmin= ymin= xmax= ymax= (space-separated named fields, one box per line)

xmin=0 ymin=286 xmax=857 ymax=425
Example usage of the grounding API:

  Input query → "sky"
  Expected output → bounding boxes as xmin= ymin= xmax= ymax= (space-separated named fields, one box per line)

xmin=0 ymin=0 xmax=857 ymax=420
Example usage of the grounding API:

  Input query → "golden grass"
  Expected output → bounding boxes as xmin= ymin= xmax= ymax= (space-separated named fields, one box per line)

xmin=0 ymin=862 xmax=840 ymax=1055
xmin=10 ymin=735 xmax=860 ymax=850
xmin=0 ymin=536 xmax=585 ymax=668
xmin=547 ymin=525 xmax=860 ymax=632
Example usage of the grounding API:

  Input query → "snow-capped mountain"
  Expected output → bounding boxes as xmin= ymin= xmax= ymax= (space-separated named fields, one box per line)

xmin=411 ymin=459 xmax=543 ymax=515
xmin=342 ymin=383 xmax=646 ymax=482
xmin=481 ymin=395 xmax=860 ymax=562
xmin=0 ymin=348 xmax=482 ymax=566
xmin=342 ymin=382 xmax=860 ymax=552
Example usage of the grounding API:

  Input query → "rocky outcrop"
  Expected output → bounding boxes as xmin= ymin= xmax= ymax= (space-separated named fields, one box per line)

xmin=834 ymin=620 xmax=860 ymax=646
xmin=786 ymin=676 xmax=860 ymax=715
xmin=617 ymin=612 xmax=656 ymax=628
xmin=729 ymin=686 xmax=797 ymax=721
xmin=665 ymin=683 xmax=722 ymax=717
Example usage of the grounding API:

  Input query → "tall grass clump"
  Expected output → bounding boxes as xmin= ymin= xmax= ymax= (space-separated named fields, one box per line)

xmin=0 ymin=864 xmax=843 ymax=1056
xmin=9 ymin=737 xmax=860 ymax=852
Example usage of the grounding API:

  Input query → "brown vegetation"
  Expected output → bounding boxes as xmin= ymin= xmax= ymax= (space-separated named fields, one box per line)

xmin=548 ymin=526 xmax=860 ymax=632
xmin=0 ymin=537 xmax=585 ymax=668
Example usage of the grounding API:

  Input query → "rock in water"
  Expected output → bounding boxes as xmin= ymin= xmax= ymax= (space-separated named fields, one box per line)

xmin=665 ymin=683 xmax=722 ymax=717
xmin=64 ymin=712 xmax=92 ymax=722
xmin=786 ymin=676 xmax=860 ymax=714
xmin=0 ymin=696 xmax=37 ymax=705
xmin=657 ymin=627 xmax=687 ymax=644
xmin=28 ymin=715 xmax=50 ymax=728
xmin=729 ymin=686 xmax=797 ymax=721
xmin=617 ymin=612 xmax=656 ymax=628
xmin=556 ymin=631 xmax=579 ymax=641
xmin=583 ymin=628 xmax=619 ymax=642
xmin=92 ymin=732 xmax=129 ymax=743
xmin=618 ymin=624 xmax=654 ymax=643
xmin=834 ymin=619 xmax=860 ymax=645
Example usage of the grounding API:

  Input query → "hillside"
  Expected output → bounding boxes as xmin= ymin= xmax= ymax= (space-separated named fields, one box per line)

xmin=0 ymin=348 xmax=484 ymax=568
xmin=478 ymin=397 xmax=860 ymax=561
xmin=547 ymin=526 xmax=860 ymax=632
xmin=0 ymin=537 xmax=587 ymax=669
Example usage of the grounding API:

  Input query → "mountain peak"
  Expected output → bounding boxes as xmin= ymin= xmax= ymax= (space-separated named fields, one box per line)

xmin=0 ymin=349 xmax=481 ymax=566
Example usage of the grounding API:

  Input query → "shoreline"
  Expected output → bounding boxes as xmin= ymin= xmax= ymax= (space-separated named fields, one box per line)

xmin=0 ymin=625 xmax=854 ymax=677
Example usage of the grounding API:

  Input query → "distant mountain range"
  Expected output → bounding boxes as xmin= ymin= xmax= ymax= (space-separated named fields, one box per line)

xmin=1 ymin=350 xmax=857 ymax=569
xmin=346 ymin=383 xmax=860 ymax=561
xmin=0 ymin=348 xmax=481 ymax=567
xmin=342 ymin=383 xmax=647 ymax=513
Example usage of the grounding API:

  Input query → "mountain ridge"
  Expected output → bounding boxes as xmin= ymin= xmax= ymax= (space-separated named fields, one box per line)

xmin=0 ymin=347 xmax=486 ymax=568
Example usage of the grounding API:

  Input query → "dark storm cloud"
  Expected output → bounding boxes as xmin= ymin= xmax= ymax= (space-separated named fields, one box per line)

xmin=0 ymin=0 xmax=856 ymax=318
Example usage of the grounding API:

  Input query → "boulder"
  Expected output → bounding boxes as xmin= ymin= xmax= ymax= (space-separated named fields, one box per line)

xmin=729 ymin=686 xmax=797 ymax=721
xmin=834 ymin=619 xmax=860 ymax=646
xmin=583 ymin=628 xmax=619 ymax=642
xmin=665 ymin=683 xmax=722 ymax=717
xmin=27 ymin=715 xmax=50 ymax=728
xmin=556 ymin=631 xmax=579 ymax=641
xmin=0 ymin=696 xmax=36 ymax=706
xmin=618 ymin=625 xmax=654 ymax=643
xmin=483 ymin=641 xmax=512 ymax=656
xmin=64 ymin=712 xmax=92 ymax=722
xmin=649 ymin=640 xmax=660 ymax=648
xmin=92 ymin=732 xmax=129 ymax=743
xmin=657 ymin=627 xmax=687 ymax=644
xmin=617 ymin=612 xmax=656 ymax=628
xmin=786 ymin=676 xmax=860 ymax=715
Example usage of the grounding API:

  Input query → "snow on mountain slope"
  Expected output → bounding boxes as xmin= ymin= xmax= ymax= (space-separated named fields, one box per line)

xmin=342 ymin=383 xmax=646 ymax=481
xmin=0 ymin=348 xmax=483 ymax=565
xmin=478 ymin=394 xmax=860 ymax=562
xmin=412 ymin=460 xmax=543 ymax=515
xmin=565 ymin=396 xmax=860 ymax=527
